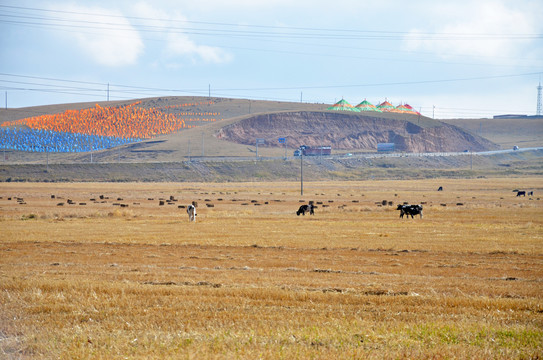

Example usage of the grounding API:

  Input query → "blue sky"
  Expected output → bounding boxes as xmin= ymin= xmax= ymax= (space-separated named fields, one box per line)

xmin=1 ymin=0 xmax=542 ymax=118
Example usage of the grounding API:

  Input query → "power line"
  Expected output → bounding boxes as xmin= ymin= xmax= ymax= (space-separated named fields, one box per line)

xmin=3 ymin=4 xmax=542 ymax=71
xmin=1 ymin=4 xmax=542 ymax=41
xmin=1 ymin=71 xmax=541 ymax=94
xmin=1 ymin=71 xmax=540 ymax=116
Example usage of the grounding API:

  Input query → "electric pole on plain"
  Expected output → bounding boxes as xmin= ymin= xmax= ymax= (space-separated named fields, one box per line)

xmin=300 ymin=153 xmax=304 ymax=196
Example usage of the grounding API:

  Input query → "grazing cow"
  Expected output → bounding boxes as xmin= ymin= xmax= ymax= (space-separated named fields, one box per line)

xmin=396 ymin=204 xmax=409 ymax=218
xmin=516 ymin=191 xmax=526 ymax=197
xmin=437 ymin=186 xmax=443 ymax=191
xmin=297 ymin=204 xmax=315 ymax=216
xmin=397 ymin=204 xmax=423 ymax=219
xmin=527 ymin=191 xmax=534 ymax=196
xmin=187 ymin=204 xmax=197 ymax=222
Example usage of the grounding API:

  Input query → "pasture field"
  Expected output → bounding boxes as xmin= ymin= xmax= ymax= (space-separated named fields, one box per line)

xmin=1 ymin=178 xmax=542 ymax=359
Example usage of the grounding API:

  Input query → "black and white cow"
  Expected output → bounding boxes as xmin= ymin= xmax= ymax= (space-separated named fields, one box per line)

xmin=396 ymin=204 xmax=423 ymax=219
xmin=527 ymin=191 xmax=534 ymax=196
xmin=297 ymin=204 xmax=315 ymax=216
xmin=187 ymin=204 xmax=197 ymax=222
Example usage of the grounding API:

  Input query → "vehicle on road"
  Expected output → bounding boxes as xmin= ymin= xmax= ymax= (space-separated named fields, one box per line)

xmin=294 ymin=145 xmax=332 ymax=156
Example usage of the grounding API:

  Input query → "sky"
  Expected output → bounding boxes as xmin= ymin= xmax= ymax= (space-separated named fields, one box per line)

xmin=1 ymin=0 xmax=542 ymax=118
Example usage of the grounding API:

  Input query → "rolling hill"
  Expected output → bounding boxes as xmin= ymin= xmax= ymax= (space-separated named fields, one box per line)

xmin=0 ymin=96 xmax=541 ymax=182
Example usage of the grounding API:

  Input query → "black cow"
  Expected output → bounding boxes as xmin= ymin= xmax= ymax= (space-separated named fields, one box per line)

xmin=297 ymin=204 xmax=314 ymax=216
xmin=397 ymin=204 xmax=423 ymax=219
xmin=516 ymin=191 xmax=526 ymax=197
xmin=437 ymin=186 xmax=443 ymax=191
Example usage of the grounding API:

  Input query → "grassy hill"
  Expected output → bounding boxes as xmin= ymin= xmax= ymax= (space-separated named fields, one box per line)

xmin=0 ymin=96 xmax=541 ymax=182
xmin=441 ymin=116 xmax=543 ymax=149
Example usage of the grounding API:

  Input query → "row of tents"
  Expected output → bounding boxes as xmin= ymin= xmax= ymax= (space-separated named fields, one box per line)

xmin=327 ymin=99 xmax=420 ymax=115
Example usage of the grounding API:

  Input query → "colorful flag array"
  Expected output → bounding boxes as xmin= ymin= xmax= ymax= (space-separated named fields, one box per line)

xmin=0 ymin=128 xmax=139 ymax=153
xmin=1 ymin=102 xmax=186 ymax=139
xmin=0 ymin=101 xmax=193 ymax=153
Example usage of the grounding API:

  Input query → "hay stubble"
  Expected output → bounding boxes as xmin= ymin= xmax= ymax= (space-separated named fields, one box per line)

xmin=1 ymin=179 xmax=542 ymax=359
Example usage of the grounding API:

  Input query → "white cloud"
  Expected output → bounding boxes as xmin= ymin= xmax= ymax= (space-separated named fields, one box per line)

xmin=55 ymin=4 xmax=144 ymax=66
xmin=130 ymin=1 xmax=232 ymax=64
xmin=165 ymin=33 xmax=232 ymax=64
xmin=403 ymin=1 xmax=541 ymax=65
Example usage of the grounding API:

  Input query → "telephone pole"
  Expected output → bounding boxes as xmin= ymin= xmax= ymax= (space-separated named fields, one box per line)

xmin=300 ymin=153 xmax=304 ymax=196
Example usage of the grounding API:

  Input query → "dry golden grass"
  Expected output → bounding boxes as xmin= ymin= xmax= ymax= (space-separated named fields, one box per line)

xmin=1 ymin=178 xmax=542 ymax=359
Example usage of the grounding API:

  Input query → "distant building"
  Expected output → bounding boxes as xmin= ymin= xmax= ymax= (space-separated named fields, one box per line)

xmin=493 ymin=114 xmax=528 ymax=119
xmin=493 ymin=114 xmax=543 ymax=119
xmin=377 ymin=143 xmax=395 ymax=152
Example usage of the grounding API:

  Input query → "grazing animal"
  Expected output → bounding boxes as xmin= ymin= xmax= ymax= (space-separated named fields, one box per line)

xmin=437 ymin=186 xmax=443 ymax=191
xmin=297 ymin=204 xmax=314 ymax=216
xmin=527 ymin=191 xmax=534 ymax=196
xmin=516 ymin=191 xmax=526 ymax=197
xmin=187 ymin=204 xmax=197 ymax=222
xmin=397 ymin=204 xmax=423 ymax=219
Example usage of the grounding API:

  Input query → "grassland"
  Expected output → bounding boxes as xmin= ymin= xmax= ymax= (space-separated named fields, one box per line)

xmin=1 ymin=178 xmax=542 ymax=359
xmin=442 ymin=116 xmax=543 ymax=149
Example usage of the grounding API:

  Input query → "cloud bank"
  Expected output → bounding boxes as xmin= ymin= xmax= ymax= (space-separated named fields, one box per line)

xmin=403 ymin=1 xmax=541 ymax=65
xmin=58 ymin=4 xmax=144 ymax=66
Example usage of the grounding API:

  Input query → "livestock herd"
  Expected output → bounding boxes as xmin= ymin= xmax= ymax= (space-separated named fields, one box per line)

xmin=180 ymin=188 xmax=535 ymax=221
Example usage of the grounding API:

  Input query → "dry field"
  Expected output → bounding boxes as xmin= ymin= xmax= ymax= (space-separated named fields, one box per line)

xmin=1 ymin=178 xmax=542 ymax=359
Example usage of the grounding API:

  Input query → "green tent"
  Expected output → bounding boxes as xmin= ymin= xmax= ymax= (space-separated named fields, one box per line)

xmin=355 ymin=99 xmax=382 ymax=112
xmin=327 ymin=99 xmax=361 ymax=112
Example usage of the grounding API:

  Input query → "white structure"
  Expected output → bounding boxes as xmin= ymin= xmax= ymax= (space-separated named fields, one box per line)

xmin=537 ymin=81 xmax=542 ymax=116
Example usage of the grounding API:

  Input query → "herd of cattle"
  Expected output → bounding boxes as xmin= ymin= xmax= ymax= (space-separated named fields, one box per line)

xmin=181 ymin=188 xmax=535 ymax=221
xmin=185 ymin=202 xmax=424 ymax=221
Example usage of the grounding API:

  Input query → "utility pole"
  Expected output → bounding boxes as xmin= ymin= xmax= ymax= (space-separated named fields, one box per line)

xmin=208 ymin=84 xmax=211 ymax=98
xmin=107 ymin=83 xmax=109 ymax=101
xmin=4 ymin=91 xmax=6 ymax=109
xmin=300 ymin=153 xmax=304 ymax=196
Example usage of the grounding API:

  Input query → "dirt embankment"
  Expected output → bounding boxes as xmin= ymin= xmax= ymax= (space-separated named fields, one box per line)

xmin=216 ymin=111 xmax=498 ymax=153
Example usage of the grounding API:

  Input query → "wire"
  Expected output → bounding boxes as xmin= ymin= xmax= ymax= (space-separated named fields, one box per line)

xmin=1 ymin=4 xmax=542 ymax=41
xmin=2 ymin=71 xmax=541 ymax=94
